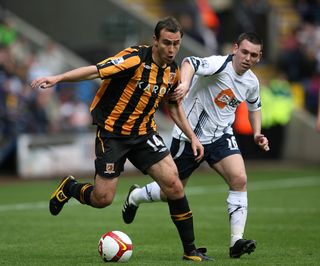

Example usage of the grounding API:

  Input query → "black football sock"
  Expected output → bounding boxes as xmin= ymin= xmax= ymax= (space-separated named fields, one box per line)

xmin=167 ymin=195 xmax=196 ymax=254
xmin=66 ymin=181 xmax=93 ymax=206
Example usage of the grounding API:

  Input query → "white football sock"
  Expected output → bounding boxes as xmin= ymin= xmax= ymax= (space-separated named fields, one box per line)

xmin=227 ymin=190 xmax=248 ymax=247
xmin=129 ymin=181 xmax=161 ymax=206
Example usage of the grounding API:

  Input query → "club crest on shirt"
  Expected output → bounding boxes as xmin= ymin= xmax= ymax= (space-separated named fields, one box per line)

xmin=200 ymin=59 xmax=209 ymax=68
xmin=214 ymin=88 xmax=241 ymax=108
xmin=168 ymin=72 xmax=176 ymax=85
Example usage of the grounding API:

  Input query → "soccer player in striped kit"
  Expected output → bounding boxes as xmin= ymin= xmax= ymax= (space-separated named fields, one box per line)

xmin=31 ymin=17 xmax=212 ymax=261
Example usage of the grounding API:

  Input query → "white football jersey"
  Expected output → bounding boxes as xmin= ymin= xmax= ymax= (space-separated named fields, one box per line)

xmin=172 ymin=54 xmax=261 ymax=144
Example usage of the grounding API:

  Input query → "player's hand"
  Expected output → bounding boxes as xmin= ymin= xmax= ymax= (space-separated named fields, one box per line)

xmin=191 ymin=137 xmax=204 ymax=162
xmin=254 ymin=134 xmax=269 ymax=151
xmin=30 ymin=76 xmax=59 ymax=89
xmin=170 ymin=83 xmax=189 ymax=101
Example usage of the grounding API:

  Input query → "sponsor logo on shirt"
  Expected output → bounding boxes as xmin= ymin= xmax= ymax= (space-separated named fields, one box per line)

xmin=111 ymin=57 xmax=124 ymax=65
xmin=214 ymin=88 xmax=241 ymax=108
xmin=137 ymin=81 xmax=167 ymax=96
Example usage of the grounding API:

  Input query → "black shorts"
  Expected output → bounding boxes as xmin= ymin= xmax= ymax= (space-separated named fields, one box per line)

xmin=95 ymin=128 xmax=170 ymax=178
xmin=170 ymin=133 xmax=242 ymax=180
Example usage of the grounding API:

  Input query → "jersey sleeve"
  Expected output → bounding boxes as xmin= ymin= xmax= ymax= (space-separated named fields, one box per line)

xmin=246 ymin=79 xmax=262 ymax=111
xmin=183 ymin=55 xmax=227 ymax=76
xmin=96 ymin=47 xmax=141 ymax=79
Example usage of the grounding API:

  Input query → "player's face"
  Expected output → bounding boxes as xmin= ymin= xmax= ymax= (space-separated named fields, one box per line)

xmin=232 ymin=39 xmax=262 ymax=75
xmin=153 ymin=29 xmax=182 ymax=67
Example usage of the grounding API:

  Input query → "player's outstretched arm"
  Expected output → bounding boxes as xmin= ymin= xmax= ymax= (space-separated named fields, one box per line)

xmin=30 ymin=65 xmax=99 ymax=89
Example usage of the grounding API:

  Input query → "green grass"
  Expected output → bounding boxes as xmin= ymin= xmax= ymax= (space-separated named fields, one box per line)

xmin=1 ymin=165 xmax=320 ymax=265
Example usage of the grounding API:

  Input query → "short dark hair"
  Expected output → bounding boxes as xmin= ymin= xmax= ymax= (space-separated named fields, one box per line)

xmin=236 ymin=32 xmax=263 ymax=51
xmin=154 ymin=17 xmax=183 ymax=40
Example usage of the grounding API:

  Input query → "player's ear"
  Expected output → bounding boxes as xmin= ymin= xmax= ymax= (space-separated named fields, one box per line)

xmin=153 ymin=35 xmax=158 ymax=47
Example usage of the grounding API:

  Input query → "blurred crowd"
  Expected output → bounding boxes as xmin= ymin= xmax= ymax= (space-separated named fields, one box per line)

xmin=0 ymin=16 xmax=96 ymax=168
xmin=277 ymin=0 xmax=320 ymax=117
xmin=1 ymin=0 xmax=320 ymax=168
xmin=0 ymin=19 xmax=95 ymax=136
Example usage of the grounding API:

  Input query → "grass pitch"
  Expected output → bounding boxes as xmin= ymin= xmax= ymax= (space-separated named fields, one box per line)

xmin=0 ymin=164 xmax=320 ymax=265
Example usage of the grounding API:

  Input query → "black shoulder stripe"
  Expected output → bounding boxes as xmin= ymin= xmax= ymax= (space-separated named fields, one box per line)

xmin=213 ymin=54 xmax=233 ymax=75
xmin=188 ymin=56 xmax=201 ymax=72
xmin=246 ymin=98 xmax=259 ymax=104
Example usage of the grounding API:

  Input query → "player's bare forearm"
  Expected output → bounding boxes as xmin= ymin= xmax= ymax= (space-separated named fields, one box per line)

xmin=171 ymin=61 xmax=194 ymax=100
xmin=31 ymin=65 xmax=99 ymax=89
xmin=59 ymin=66 xmax=99 ymax=82
xmin=168 ymin=103 xmax=204 ymax=161
xmin=248 ymin=110 xmax=262 ymax=136
xmin=249 ymin=110 xmax=270 ymax=151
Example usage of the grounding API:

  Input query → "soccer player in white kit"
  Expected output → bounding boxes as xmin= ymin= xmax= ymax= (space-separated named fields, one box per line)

xmin=122 ymin=32 xmax=270 ymax=259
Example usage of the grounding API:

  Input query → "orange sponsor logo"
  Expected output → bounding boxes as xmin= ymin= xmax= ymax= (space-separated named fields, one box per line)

xmin=214 ymin=88 xmax=236 ymax=108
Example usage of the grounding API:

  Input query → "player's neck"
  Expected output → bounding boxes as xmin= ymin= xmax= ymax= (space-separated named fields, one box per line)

xmin=152 ymin=47 xmax=167 ymax=68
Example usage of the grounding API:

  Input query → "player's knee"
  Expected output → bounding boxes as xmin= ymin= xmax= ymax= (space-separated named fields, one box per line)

xmin=229 ymin=174 xmax=247 ymax=190
xmin=172 ymin=178 xmax=184 ymax=193
xmin=92 ymin=194 xmax=113 ymax=208
xmin=164 ymin=177 xmax=184 ymax=199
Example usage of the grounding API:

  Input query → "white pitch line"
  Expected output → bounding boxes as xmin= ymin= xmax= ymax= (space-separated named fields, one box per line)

xmin=0 ymin=176 xmax=319 ymax=212
xmin=185 ymin=176 xmax=320 ymax=195
xmin=0 ymin=200 xmax=79 ymax=212
xmin=0 ymin=201 xmax=48 ymax=212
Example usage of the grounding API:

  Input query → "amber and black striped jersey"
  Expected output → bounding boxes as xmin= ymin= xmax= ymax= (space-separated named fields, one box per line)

xmin=90 ymin=45 xmax=180 ymax=137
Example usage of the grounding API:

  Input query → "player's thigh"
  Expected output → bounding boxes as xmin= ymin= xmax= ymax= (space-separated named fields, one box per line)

xmin=212 ymin=154 xmax=247 ymax=189
xmin=205 ymin=134 xmax=246 ymax=189
xmin=147 ymin=154 xmax=184 ymax=200
xmin=127 ymin=133 xmax=183 ymax=199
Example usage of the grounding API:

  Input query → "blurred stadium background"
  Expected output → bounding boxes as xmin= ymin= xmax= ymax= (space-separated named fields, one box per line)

xmin=0 ymin=0 xmax=319 ymax=179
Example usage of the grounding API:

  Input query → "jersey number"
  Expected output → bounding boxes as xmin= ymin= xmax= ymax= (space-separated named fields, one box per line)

xmin=147 ymin=135 xmax=164 ymax=151
xmin=226 ymin=136 xmax=239 ymax=150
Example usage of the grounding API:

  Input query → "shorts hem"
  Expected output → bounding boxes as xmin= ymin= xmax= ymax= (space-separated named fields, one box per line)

xmin=140 ymin=150 xmax=170 ymax=174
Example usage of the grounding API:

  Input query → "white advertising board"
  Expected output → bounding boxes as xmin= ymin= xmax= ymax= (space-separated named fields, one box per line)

xmin=17 ymin=133 xmax=96 ymax=179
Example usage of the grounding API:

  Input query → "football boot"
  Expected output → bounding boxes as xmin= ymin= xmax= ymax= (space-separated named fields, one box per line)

xmin=229 ymin=239 xmax=256 ymax=258
xmin=183 ymin=247 xmax=214 ymax=261
xmin=122 ymin=184 xmax=140 ymax=224
xmin=49 ymin=175 xmax=75 ymax=215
